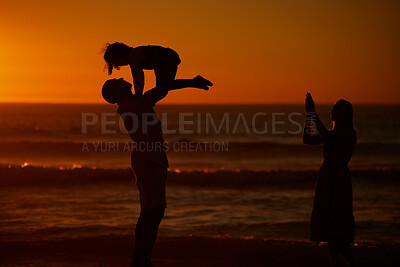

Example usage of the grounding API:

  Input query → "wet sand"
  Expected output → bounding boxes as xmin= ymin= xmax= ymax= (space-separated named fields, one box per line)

xmin=1 ymin=235 xmax=399 ymax=267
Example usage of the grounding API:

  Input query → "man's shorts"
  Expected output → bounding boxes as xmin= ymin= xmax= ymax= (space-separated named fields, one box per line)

xmin=132 ymin=161 xmax=168 ymax=210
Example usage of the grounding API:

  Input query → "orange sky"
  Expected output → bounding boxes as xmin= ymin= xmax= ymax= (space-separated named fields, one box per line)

xmin=0 ymin=0 xmax=399 ymax=104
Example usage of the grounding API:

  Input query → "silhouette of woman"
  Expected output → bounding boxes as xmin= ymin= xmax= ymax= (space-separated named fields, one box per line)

xmin=103 ymin=42 xmax=212 ymax=95
xmin=303 ymin=93 xmax=356 ymax=267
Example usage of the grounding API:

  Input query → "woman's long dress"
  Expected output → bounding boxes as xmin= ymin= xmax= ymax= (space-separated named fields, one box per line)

xmin=310 ymin=128 xmax=356 ymax=243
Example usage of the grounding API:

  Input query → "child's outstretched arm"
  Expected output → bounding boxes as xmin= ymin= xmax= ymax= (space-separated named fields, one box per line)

xmin=131 ymin=67 xmax=144 ymax=95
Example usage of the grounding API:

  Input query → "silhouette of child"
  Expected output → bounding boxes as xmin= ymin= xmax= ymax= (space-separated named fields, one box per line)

xmin=101 ymin=77 xmax=211 ymax=267
xmin=103 ymin=42 xmax=212 ymax=95
xmin=303 ymin=93 xmax=356 ymax=267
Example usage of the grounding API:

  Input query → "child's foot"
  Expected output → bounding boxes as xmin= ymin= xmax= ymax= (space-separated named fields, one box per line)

xmin=194 ymin=75 xmax=213 ymax=90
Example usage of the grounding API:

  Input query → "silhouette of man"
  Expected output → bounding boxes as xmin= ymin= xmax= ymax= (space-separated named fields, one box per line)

xmin=101 ymin=77 xmax=211 ymax=267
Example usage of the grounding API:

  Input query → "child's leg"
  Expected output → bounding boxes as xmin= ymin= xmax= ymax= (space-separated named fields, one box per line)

xmin=131 ymin=207 xmax=147 ymax=267
xmin=155 ymin=63 xmax=178 ymax=87
xmin=141 ymin=206 xmax=165 ymax=266
xmin=165 ymin=76 xmax=212 ymax=90
xmin=155 ymin=64 xmax=212 ymax=90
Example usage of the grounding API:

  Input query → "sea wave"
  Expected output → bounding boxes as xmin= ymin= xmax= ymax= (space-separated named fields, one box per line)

xmin=1 ymin=221 xmax=398 ymax=245
xmin=1 ymin=139 xmax=400 ymax=150
xmin=1 ymin=164 xmax=399 ymax=188
xmin=0 ymin=139 xmax=399 ymax=172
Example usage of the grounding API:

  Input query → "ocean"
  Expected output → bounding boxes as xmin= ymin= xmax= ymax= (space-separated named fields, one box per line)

xmin=0 ymin=103 xmax=399 ymax=246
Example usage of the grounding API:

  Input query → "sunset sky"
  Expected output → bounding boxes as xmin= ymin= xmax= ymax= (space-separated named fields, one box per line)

xmin=0 ymin=0 xmax=399 ymax=104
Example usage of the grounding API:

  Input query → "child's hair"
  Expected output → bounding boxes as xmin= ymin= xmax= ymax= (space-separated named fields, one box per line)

xmin=103 ymin=42 xmax=131 ymax=75
xmin=102 ymin=79 xmax=125 ymax=104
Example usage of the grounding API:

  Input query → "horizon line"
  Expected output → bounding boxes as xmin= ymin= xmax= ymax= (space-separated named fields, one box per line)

xmin=0 ymin=100 xmax=399 ymax=105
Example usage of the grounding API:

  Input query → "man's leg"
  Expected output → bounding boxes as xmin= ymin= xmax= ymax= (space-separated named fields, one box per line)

xmin=134 ymin=162 xmax=167 ymax=266
xmin=131 ymin=207 xmax=148 ymax=267
xmin=141 ymin=206 xmax=165 ymax=267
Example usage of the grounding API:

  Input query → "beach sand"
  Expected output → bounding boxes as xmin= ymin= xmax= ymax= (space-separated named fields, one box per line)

xmin=1 ymin=235 xmax=399 ymax=267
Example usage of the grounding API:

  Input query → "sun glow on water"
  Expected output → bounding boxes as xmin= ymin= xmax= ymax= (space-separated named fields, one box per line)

xmin=21 ymin=162 xmax=29 ymax=168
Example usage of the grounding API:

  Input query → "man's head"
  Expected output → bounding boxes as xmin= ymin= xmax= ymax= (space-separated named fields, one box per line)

xmin=102 ymin=78 xmax=133 ymax=104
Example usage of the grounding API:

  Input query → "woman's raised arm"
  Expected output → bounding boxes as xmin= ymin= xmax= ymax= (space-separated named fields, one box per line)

xmin=303 ymin=93 xmax=328 ymax=145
